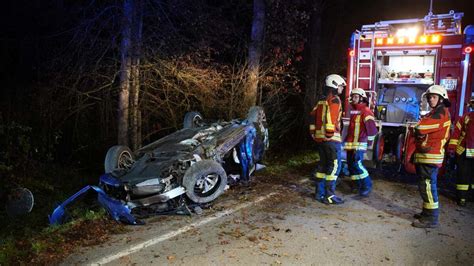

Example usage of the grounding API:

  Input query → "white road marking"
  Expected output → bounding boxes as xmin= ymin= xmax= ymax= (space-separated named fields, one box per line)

xmin=90 ymin=192 xmax=279 ymax=265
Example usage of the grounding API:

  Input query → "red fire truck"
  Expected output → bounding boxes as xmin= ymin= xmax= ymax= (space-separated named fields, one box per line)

xmin=346 ymin=10 xmax=474 ymax=173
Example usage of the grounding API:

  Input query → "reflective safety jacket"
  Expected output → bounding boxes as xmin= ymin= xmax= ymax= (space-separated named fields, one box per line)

xmin=344 ymin=103 xmax=378 ymax=151
xmin=309 ymin=92 xmax=342 ymax=143
xmin=413 ymin=104 xmax=451 ymax=166
xmin=448 ymin=112 xmax=474 ymax=158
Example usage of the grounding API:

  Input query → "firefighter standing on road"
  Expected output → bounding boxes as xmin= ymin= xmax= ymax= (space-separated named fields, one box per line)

xmin=344 ymin=88 xmax=378 ymax=197
xmin=412 ymin=85 xmax=451 ymax=228
xmin=447 ymin=96 xmax=474 ymax=206
xmin=309 ymin=74 xmax=346 ymax=205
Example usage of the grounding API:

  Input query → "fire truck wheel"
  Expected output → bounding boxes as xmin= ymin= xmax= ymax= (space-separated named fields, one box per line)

xmin=396 ymin=133 xmax=405 ymax=162
xmin=373 ymin=133 xmax=384 ymax=165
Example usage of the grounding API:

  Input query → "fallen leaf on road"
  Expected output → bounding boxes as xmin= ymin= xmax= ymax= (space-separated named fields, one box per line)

xmin=167 ymin=255 xmax=175 ymax=261
xmin=248 ymin=236 xmax=259 ymax=243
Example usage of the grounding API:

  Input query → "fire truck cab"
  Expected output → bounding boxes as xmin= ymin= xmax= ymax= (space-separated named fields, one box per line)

xmin=346 ymin=11 xmax=474 ymax=173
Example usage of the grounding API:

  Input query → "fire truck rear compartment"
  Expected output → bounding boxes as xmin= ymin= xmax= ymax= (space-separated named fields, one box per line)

xmin=374 ymin=50 xmax=436 ymax=124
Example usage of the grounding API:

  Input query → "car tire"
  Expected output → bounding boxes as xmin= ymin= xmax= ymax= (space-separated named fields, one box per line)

xmin=182 ymin=160 xmax=228 ymax=204
xmin=104 ymin=145 xmax=135 ymax=173
xmin=183 ymin=111 xmax=203 ymax=129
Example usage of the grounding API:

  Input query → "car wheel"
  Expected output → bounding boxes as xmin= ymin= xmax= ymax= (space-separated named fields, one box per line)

xmin=104 ymin=145 xmax=135 ymax=173
xmin=183 ymin=111 xmax=203 ymax=129
xmin=5 ymin=187 xmax=34 ymax=217
xmin=182 ymin=160 xmax=228 ymax=204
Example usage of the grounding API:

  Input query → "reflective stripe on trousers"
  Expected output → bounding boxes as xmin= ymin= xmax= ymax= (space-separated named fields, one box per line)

xmin=313 ymin=141 xmax=342 ymax=198
xmin=347 ymin=150 xmax=369 ymax=180
xmin=456 ymin=153 xmax=474 ymax=200
xmin=415 ymin=164 xmax=439 ymax=217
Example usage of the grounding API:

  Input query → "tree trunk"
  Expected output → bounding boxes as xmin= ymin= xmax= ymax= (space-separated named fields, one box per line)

xmin=118 ymin=0 xmax=133 ymax=146
xmin=130 ymin=0 xmax=143 ymax=150
xmin=246 ymin=0 xmax=265 ymax=109
xmin=304 ymin=0 xmax=323 ymax=126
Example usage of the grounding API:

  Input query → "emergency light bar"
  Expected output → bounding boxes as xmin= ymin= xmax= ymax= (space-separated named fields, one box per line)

xmin=375 ymin=35 xmax=441 ymax=46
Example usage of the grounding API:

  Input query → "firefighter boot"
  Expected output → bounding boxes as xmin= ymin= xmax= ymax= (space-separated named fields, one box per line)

xmin=322 ymin=195 xmax=345 ymax=205
xmin=350 ymin=180 xmax=361 ymax=194
xmin=412 ymin=216 xmax=439 ymax=228
xmin=457 ymin=189 xmax=468 ymax=206
xmin=322 ymin=181 xmax=344 ymax=205
xmin=457 ymin=198 xmax=467 ymax=207
xmin=412 ymin=209 xmax=439 ymax=228
xmin=359 ymin=177 xmax=372 ymax=197
xmin=413 ymin=210 xmax=429 ymax=219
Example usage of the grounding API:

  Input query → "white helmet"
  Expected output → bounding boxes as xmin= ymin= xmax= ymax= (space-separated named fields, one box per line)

xmin=325 ymin=74 xmax=347 ymax=89
xmin=350 ymin=88 xmax=367 ymax=98
xmin=425 ymin=85 xmax=448 ymax=100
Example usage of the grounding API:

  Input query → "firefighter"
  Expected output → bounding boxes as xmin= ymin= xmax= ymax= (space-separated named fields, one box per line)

xmin=309 ymin=74 xmax=346 ymax=205
xmin=447 ymin=96 xmax=474 ymax=206
xmin=412 ymin=85 xmax=451 ymax=228
xmin=344 ymin=88 xmax=378 ymax=197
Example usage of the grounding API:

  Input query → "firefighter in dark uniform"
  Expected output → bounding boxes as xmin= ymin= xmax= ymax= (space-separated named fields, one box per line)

xmin=344 ymin=88 xmax=378 ymax=197
xmin=309 ymin=74 xmax=346 ymax=204
xmin=412 ymin=85 xmax=451 ymax=228
xmin=448 ymin=96 xmax=474 ymax=206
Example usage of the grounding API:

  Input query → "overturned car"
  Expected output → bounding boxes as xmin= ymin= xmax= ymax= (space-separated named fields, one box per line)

xmin=50 ymin=107 xmax=269 ymax=225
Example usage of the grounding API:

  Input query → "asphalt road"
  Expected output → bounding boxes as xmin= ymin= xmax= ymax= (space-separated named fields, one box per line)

xmin=61 ymin=171 xmax=474 ymax=265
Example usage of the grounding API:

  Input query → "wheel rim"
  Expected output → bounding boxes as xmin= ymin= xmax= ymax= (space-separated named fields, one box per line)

xmin=193 ymin=115 xmax=203 ymax=127
xmin=194 ymin=173 xmax=221 ymax=197
xmin=118 ymin=151 xmax=134 ymax=170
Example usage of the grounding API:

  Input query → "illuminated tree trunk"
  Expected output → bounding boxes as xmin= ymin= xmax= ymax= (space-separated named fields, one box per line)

xmin=246 ymin=0 xmax=265 ymax=108
xmin=130 ymin=0 xmax=143 ymax=150
xmin=118 ymin=0 xmax=133 ymax=146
